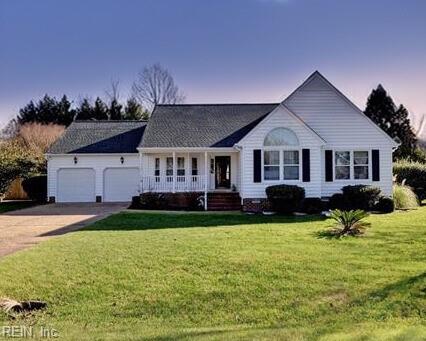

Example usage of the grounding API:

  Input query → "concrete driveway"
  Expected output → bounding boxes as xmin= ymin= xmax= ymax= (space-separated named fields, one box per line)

xmin=0 ymin=203 xmax=127 ymax=258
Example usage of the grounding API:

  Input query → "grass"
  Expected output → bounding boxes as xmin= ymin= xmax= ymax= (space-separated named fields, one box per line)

xmin=0 ymin=201 xmax=36 ymax=214
xmin=0 ymin=208 xmax=425 ymax=340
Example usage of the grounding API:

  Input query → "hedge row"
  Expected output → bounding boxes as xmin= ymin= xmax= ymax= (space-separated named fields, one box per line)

xmin=393 ymin=161 xmax=426 ymax=200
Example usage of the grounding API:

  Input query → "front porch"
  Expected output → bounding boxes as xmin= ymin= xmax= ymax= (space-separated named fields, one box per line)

xmin=139 ymin=149 xmax=241 ymax=210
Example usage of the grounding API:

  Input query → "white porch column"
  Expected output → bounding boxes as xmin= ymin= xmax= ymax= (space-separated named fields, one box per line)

xmin=186 ymin=152 xmax=190 ymax=191
xmin=204 ymin=151 xmax=208 ymax=210
xmin=172 ymin=151 xmax=176 ymax=193
xmin=139 ymin=152 xmax=143 ymax=194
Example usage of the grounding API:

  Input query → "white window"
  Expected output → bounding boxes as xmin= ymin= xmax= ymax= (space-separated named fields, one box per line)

xmin=166 ymin=157 xmax=173 ymax=179
xmin=283 ymin=150 xmax=299 ymax=180
xmin=335 ymin=151 xmax=350 ymax=180
xmin=264 ymin=150 xmax=280 ymax=180
xmin=191 ymin=158 xmax=198 ymax=176
xmin=154 ymin=158 xmax=160 ymax=182
xmin=177 ymin=157 xmax=185 ymax=180
xmin=263 ymin=128 xmax=300 ymax=181
xmin=354 ymin=151 xmax=369 ymax=179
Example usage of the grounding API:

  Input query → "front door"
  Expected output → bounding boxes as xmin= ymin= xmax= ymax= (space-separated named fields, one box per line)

xmin=215 ymin=156 xmax=231 ymax=189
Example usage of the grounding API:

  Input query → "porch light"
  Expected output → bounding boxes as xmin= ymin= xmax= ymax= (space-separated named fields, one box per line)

xmin=73 ymin=156 xmax=78 ymax=164
xmin=120 ymin=156 xmax=124 ymax=164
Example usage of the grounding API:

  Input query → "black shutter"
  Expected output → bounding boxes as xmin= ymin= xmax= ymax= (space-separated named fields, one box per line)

xmin=372 ymin=149 xmax=380 ymax=181
xmin=302 ymin=149 xmax=310 ymax=182
xmin=253 ymin=149 xmax=262 ymax=183
xmin=325 ymin=150 xmax=333 ymax=182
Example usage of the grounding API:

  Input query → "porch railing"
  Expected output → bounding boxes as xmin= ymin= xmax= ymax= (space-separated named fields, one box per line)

xmin=141 ymin=175 xmax=206 ymax=193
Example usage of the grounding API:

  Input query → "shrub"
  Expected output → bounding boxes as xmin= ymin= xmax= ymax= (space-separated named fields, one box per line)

xmin=328 ymin=193 xmax=348 ymax=210
xmin=21 ymin=175 xmax=47 ymax=202
xmin=328 ymin=209 xmax=370 ymax=237
xmin=301 ymin=198 xmax=324 ymax=214
xmin=375 ymin=196 xmax=395 ymax=213
xmin=265 ymin=184 xmax=305 ymax=214
xmin=140 ymin=192 xmax=168 ymax=210
xmin=393 ymin=184 xmax=419 ymax=209
xmin=184 ymin=192 xmax=204 ymax=211
xmin=341 ymin=185 xmax=382 ymax=210
xmin=394 ymin=161 xmax=426 ymax=200
xmin=129 ymin=196 xmax=141 ymax=209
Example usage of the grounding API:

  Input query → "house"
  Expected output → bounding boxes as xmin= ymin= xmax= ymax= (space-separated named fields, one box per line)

xmin=47 ymin=71 xmax=398 ymax=211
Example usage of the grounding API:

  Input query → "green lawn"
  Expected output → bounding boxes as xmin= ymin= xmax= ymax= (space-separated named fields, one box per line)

xmin=0 ymin=201 xmax=36 ymax=214
xmin=0 ymin=208 xmax=425 ymax=340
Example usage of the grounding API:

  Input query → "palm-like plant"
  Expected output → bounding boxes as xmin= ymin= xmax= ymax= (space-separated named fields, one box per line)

xmin=329 ymin=209 xmax=370 ymax=237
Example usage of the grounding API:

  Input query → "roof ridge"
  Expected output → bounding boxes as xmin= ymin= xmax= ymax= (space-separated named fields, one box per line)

xmin=156 ymin=103 xmax=279 ymax=107
xmin=73 ymin=120 xmax=147 ymax=123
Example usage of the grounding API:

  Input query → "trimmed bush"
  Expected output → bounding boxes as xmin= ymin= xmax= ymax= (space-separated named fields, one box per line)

xmin=140 ymin=192 xmax=168 ymax=210
xmin=393 ymin=184 xmax=419 ymax=209
xmin=341 ymin=185 xmax=382 ymax=210
xmin=21 ymin=175 xmax=47 ymax=202
xmin=265 ymin=184 xmax=305 ymax=214
xmin=301 ymin=198 xmax=324 ymax=214
xmin=375 ymin=196 xmax=395 ymax=213
xmin=328 ymin=193 xmax=348 ymax=210
xmin=394 ymin=161 xmax=426 ymax=200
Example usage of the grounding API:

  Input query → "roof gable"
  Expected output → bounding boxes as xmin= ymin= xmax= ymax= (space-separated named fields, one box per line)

xmin=283 ymin=71 xmax=398 ymax=147
xmin=237 ymin=104 xmax=326 ymax=147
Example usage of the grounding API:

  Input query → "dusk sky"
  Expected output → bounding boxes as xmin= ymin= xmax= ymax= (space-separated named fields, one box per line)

xmin=1 ymin=0 xmax=425 ymax=130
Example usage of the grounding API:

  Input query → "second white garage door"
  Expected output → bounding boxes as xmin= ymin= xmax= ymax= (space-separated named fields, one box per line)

xmin=57 ymin=168 xmax=96 ymax=202
xmin=104 ymin=168 xmax=139 ymax=202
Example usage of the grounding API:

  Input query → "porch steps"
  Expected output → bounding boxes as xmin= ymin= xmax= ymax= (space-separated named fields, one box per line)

xmin=207 ymin=192 xmax=241 ymax=211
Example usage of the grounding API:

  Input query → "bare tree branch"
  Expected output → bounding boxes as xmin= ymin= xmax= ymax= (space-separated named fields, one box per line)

xmin=131 ymin=63 xmax=185 ymax=112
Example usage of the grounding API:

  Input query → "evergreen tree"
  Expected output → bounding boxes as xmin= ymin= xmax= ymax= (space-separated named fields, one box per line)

xmin=123 ymin=97 xmax=149 ymax=120
xmin=92 ymin=97 xmax=109 ymax=120
xmin=364 ymin=85 xmax=417 ymax=159
xmin=16 ymin=95 xmax=75 ymax=126
xmin=108 ymin=99 xmax=123 ymax=120
xmin=75 ymin=98 xmax=94 ymax=120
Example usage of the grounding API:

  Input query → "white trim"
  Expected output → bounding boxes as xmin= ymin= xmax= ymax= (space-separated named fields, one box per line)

xmin=46 ymin=153 xmax=137 ymax=157
xmin=138 ymin=147 xmax=238 ymax=153
xmin=332 ymin=149 xmax=372 ymax=182
xmin=283 ymin=71 xmax=398 ymax=148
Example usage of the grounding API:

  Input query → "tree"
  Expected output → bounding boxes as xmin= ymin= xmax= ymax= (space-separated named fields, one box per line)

xmin=16 ymin=95 xmax=75 ymax=126
xmin=131 ymin=63 xmax=185 ymax=112
xmin=0 ymin=139 xmax=36 ymax=197
xmin=105 ymin=79 xmax=123 ymax=120
xmin=364 ymin=85 xmax=417 ymax=159
xmin=123 ymin=97 xmax=149 ymax=120
xmin=18 ymin=123 xmax=65 ymax=173
xmin=92 ymin=97 xmax=109 ymax=120
xmin=75 ymin=98 xmax=94 ymax=120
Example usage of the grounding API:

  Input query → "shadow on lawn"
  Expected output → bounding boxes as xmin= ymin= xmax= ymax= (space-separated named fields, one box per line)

xmin=82 ymin=212 xmax=327 ymax=231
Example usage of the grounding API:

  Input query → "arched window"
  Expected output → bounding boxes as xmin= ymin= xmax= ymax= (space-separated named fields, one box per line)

xmin=264 ymin=128 xmax=299 ymax=146
xmin=263 ymin=128 xmax=300 ymax=181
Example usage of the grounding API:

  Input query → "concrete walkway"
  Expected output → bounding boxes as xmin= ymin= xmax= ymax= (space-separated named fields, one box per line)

xmin=0 ymin=203 xmax=127 ymax=258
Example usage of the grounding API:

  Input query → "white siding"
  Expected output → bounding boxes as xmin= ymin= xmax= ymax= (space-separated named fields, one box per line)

xmin=284 ymin=74 xmax=394 ymax=197
xmin=48 ymin=154 xmax=140 ymax=200
xmin=239 ymin=105 xmax=322 ymax=199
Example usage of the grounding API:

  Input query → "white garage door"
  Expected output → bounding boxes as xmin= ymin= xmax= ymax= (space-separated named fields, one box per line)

xmin=104 ymin=168 xmax=139 ymax=202
xmin=57 ymin=168 xmax=96 ymax=202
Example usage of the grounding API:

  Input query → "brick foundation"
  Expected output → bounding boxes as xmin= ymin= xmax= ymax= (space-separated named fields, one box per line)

xmin=242 ymin=198 xmax=271 ymax=213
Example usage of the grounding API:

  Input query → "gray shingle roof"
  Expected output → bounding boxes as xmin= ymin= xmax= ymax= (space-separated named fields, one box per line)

xmin=140 ymin=103 xmax=278 ymax=148
xmin=48 ymin=121 xmax=147 ymax=154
